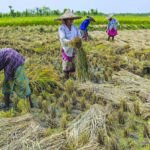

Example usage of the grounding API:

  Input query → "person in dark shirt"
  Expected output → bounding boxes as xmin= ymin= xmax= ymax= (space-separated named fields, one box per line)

xmin=0 ymin=48 xmax=33 ymax=108
xmin=80 ymin=16 xmax=95 ymax=41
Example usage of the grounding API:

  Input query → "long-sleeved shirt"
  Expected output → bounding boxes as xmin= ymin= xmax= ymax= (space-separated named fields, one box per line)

xmin=0 ymin=48 xmax=25 ymax=80
xmin=58 ymin=24 xmax=81 ymax=57
xmin=80 ymin=18 xmax=90 ymax=31
xmin=107 ymin=18 xmax=119 ymax=30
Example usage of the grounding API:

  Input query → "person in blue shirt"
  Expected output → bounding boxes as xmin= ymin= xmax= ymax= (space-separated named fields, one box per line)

xmin=80 ymin=16 xmax=95 ymax=41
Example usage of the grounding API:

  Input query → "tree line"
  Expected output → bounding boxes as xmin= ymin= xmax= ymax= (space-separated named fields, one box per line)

xmin=0 ymin=6 xmax=150 ymax=17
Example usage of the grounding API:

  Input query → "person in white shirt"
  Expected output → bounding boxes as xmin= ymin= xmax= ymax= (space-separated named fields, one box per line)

xmin=56 ymin=9 xmax=82 ymax=79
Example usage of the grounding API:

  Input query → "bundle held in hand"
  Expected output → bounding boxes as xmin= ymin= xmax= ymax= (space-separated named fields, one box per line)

xmin=69 ymin=37 xmax=88 ymax=81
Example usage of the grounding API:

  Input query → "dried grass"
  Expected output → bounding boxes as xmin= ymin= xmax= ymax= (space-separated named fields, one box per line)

xmin=0 ymin=104 xmax=106 ymax=150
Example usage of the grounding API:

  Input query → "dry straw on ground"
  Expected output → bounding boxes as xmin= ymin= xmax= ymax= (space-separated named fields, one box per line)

xmin=0 ymin=104 xmax=105 ymax=150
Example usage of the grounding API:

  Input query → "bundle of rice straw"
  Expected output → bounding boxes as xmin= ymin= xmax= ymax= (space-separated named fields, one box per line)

xmin=70 ymin=37 xmax=88 ymax=81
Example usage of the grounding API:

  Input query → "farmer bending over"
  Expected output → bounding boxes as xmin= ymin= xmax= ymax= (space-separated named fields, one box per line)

xmin=79 ymin=16 xmax=96 ymax=41
xmin=0 ymin=48 xmax=33 ymax=108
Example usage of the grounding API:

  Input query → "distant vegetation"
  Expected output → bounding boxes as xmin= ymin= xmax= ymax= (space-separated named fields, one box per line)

xmin=0 ymin=7 xmax=150 ymax=17
xmin=0 ymin=7 xmax=150 ymax=29
xmin=0 ymin=16 xmax=150 ymax=30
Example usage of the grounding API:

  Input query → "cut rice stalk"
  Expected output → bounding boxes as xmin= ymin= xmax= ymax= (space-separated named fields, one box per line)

xmin=69 ymin=37 xmax=88 ymax=81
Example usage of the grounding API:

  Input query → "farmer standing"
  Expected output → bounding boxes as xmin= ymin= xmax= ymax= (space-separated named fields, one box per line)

xmin=106 ymin=14 xmax=119 ymax=41
xmin=79 ymin=16 xmax=96 ymax=41
xmin=0 ymin=48 xmax=33 ymax=108
xmin=56 ymin=9 xmax=82 ymax=79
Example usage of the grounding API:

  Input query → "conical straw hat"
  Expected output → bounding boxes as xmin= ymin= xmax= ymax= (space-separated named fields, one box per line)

xmin=55 ymin=9 xmax=82 ymax=20
xmin=87 ymin=16 xmax=96 ymax=22
xmin=106 ymin=14 xmax=113 ymax=19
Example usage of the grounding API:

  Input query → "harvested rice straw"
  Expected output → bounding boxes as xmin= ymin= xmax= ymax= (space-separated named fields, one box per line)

xmin=76 ymin=47 xmax=88 ymax=81
xmin=70 ymin=37 xmax=88 ymax=81
xmin=69 ymin=37 xmax=82 ymax=49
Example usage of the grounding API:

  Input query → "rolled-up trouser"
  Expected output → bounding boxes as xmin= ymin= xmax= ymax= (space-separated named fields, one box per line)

xmin=62 ymin=49 xmax=76 ymax=72
xmin=2 ymin=65 xmax=31 ymax=99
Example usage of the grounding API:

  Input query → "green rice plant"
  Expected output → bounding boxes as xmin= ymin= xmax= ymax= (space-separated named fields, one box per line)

xmin=0 ymin=16 xmax=57 ymax=26
xmin=127 ymin=139 xmax=136 ymax=149
xmin=60 ymin=115 xmax=67 ymax=129
xmin=0 ymin=108 xmax=16 ymax=117
xmin=65 ymin=79 xmax=74 ymax=94
xmin=89 ymin=72 xmax=95 ymax=81
xmin=143 ymin=124 xmax=150 ymax=138
xmin=62 ymin=93 xmax=69 ymax=102
xmin=108 ymin=137 xmax=119 ymax=150
xmin=17 ymin=99 xmax=31 ymax=114
xmin=37 ymin=96 xmax=43 ymax=109
xmin=144 ymin=144 xmax=150 ymax=150
xmin=12 ymin=96 xmax=19 ymax=110
xmin=58 ymin=97 xmax=65 ymax=107
xmin=54 ymin=88 xmax=61 ymax=98
xmin=71 ymin=91 xmax=78 ymax=105
xmin=65 ymin=114 xmax=74 ymax=122
xmin=41 ymin=90 xmax=49 ymax=99
xmin=50 ymin=105 xmax=56 ymax=118
xmin=80 ymin=97 xmax=86 ymax=110
xmin=119 ymin=138 xmax=128 ymax=150
xmin=112 ymin=63 xmax=120 ymax=71
xmin=63 ymin=142 xmax=77 ymax=150
xmin=129 ymin=121 xmax=137 ymax=131
xmin=123 ymin=128 xmax=129 ymax=138
xmin=43 ymin=128 xmax=54 ymax=137
xmin=64 ymin=101 xmax=72 ymax=114
xmin=104 ymin=71 xmax=110 ymax=81
xmin=120 ymin=99 xmax=128 ymax=112
xmin=118 ymin=110 xmax=126 ymax=124
xmin=42 ymin=100 xmax=49 ymax=113
xmin=106 ymin=114 xmax=115 ymax=134
xmin=0 ymin=16 xmax=150 ymax=29
xmin=27 ymin=63 xmax=60 ymax=95
xmin=83 ymin=90 xmax=91 ymax=100
xmin=78 ymin=132 xmax=89 ymax=146
xmin=47 ymin=117 xmax=58 ymax=129
xmin=106 ymin=114 xmax=114 ymax=126
xmin=133 ymin=101 xmax=141 ymax=116
xmin=91 ymin=93 xmax=97 ymax=104
xmin=97 ymin=129 xmax=105 ymax=145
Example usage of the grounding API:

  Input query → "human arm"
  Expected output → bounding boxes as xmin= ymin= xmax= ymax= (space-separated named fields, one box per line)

xmin=58 ymin=26 xmax=71 ymax=47
xmin=106 ymin=22 xmax=110 ymax=32
xmin=80 ymin=19 xmax=90 ymax=31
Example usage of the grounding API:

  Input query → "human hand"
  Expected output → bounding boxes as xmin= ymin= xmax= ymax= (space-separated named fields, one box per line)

xmin=69 ymin=37 xmax=82 ymax=49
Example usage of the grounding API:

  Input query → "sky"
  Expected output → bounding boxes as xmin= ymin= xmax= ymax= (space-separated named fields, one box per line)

xmin=0 ymin=0 xmax=150 ymax=13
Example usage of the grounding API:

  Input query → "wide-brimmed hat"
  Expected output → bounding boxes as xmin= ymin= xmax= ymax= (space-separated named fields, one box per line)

xmin=55 ymin=9 xmax=82 ymax=20
xmin=106 ymin=14 xmax=113 ymax=19
xmin=87 ymin=16 xmax=96 ymax=22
